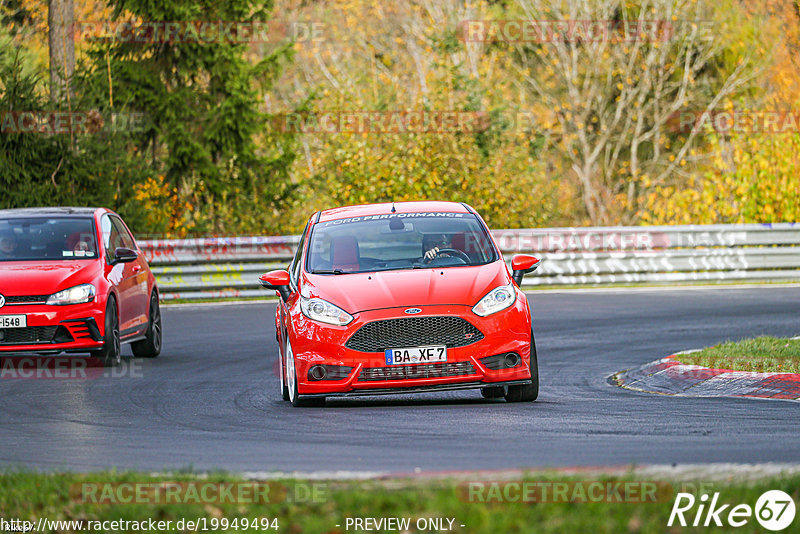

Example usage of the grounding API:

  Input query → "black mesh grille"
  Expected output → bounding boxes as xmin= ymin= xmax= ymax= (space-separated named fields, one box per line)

xmin=346 ymin=316 xmax=484 ymax=353
xmin=0 ymin=326 xmax=59 ymax=344
xmin=3 ymin=295 xmax=49 ymax=304
xmin=358 ymin=361 xmax=476 ymax=382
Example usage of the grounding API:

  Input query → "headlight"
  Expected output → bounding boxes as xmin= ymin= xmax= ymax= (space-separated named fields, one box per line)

xmin=472 ymin=283 xmax=516 ymax=317
xmin=300 ymin=296 xmax=353 ymax=326
xmin=46 ymin=283 xmax=96 ymax=305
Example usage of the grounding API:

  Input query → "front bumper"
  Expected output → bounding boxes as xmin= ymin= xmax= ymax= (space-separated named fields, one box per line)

xmin=0 ymin=303 xmax=105 ymax=354
xmin=288 ymin=297 xmax=532 ymax=396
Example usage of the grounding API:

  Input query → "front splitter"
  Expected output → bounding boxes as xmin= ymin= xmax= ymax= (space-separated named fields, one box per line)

xmin=300 ymin=379 xmax=533 ymax=398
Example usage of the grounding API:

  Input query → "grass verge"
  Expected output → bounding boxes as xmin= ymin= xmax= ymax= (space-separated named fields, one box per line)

xmin=1 ymin=471 xmax=799 ymax=533
xmin=678 ymin=336 xmax=800 ymax=373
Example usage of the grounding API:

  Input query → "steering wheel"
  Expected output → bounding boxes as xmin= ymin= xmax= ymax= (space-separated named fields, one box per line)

xmin=422 ymin=248 xmax=471 ymax=264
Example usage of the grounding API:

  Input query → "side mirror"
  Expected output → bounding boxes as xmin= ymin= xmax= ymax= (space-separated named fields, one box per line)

xmin=511 ymin=254 xmax=541 ymax=286
xmin=112 ymin=247 xmax=138 ymax=265
xmin=259 ymin=270 xmax=291 ymax=302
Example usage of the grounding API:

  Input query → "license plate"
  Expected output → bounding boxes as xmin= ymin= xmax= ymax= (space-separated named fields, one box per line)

xmin=0 ymin=315 xmax=26 ymax=328
xmin=385 ymin=345 xmax=447 ymax=365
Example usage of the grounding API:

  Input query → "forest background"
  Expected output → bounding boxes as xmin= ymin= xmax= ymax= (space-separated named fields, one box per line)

xmin=2 ymin=0 xmax=799 ymax=237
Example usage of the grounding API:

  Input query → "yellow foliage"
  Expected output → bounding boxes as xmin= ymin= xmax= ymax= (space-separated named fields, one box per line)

xmin=271 ymin=0 xmax=580 ymax=231
xmin=129 ymin=176 xmax=195 ymax=238
xmin=642 ymin=133 xmax=800 ymax=224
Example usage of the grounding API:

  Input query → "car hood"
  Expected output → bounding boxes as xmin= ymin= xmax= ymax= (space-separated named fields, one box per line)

xmin=0 ymin=260 xmax=101 ymax=296
xmin=302 ymin=261 xmax=511 ymax=312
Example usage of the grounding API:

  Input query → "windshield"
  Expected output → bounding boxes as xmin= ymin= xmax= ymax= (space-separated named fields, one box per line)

xmin=306 ymin=212 xmax=498 ymax=274
xmin=0 ymin=217 xmax=98 ymax=261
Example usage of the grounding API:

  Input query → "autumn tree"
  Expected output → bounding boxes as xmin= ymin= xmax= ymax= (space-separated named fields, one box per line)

xmin=643 ymin=129 xmax=800 ymax=224
xmin=269 ymin=0 xmax=577 ymax=231
xmin=0 ymin=42 xmax=143 ymax=210
xmin=81 ymin=0 xmax=298 ymax=234
xmin=643 ymin=0 xmax=800 ymax=225
xmin=510 ymin=0 xmax=766 ymax=225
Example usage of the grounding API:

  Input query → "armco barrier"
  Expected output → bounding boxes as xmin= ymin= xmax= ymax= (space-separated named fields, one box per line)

xmin=139 ymin=236 xmax=299 ymax=300
xmin=138 ymin=223 xmax=800 ymax=300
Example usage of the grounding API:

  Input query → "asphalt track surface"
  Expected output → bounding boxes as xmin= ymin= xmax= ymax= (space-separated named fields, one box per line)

xmin=1 ymin=287 xmax=798 ymax=473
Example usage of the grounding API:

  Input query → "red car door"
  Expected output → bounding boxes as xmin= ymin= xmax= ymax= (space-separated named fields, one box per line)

xmin=100 ymin=214 xmax=139 ymax=334
xmin=111 ymin=216 xmax=149 ymax=332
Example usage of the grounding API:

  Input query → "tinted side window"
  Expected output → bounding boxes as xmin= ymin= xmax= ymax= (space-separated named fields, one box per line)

xmin=100 ymin=215 xmax=120 ymax=262
xmin=110 ymin=216 xmax=136 ymax=249
xmin=290 ymin=222 xmax=310 ymax=284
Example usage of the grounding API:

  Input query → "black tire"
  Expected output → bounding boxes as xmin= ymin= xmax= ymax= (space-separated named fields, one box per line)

xmin=504 ymin=330 xmax=539 ymax=402
xmin=132 ymin=291 xmax=162 ymax=358
xmin=481 ymin=386 xmax=506 ymax=399
xmin=95 ymin=297 xmax=121 ymax=368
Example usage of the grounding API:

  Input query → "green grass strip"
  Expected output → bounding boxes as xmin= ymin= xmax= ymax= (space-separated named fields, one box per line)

xmin=678 ymin=336 xmax=800 ymax=373
xmin=1 ymin=471 xmax=799 ymax=533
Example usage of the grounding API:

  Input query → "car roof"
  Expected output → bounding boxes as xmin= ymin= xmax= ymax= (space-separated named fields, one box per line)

xmin=316 ymin=201 xmax=471 ymax=223
xmin=0 ymin=207 xmax=102 ymax=218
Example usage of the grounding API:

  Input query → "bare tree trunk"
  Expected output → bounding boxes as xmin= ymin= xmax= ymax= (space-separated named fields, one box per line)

xmin=572 ymin=163 xmax=598 ymax=224
xmin=512 ymin=0 xmax=759 ymax=225
xmin=48 ymin=0 xmax=74 ymax=102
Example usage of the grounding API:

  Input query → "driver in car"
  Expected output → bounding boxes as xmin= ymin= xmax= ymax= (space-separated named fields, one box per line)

xmin=0 ymin=230 xmax=19 ymax=259
xmin=423 ymin=233 xmax=451 ymax=261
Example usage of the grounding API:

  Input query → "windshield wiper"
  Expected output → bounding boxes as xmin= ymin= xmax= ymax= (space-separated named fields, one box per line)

xmin=310 ymin=269 xmax=345 ymax=275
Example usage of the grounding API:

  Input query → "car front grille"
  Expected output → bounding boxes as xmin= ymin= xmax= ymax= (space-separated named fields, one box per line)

xmin=0 ymin=326 xmax=60 ymax=345
xmin=358 ymin=361 xmax=477 ymax=382
xmin=345 ymin=316 xmax=484 ymax=353
xmin=3 ymin=295 xmax=49 ymax=305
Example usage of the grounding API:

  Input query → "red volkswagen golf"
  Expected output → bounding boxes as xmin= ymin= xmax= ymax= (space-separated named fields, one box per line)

xmin=0 ymin=207 xmax=162 ymax=366
xmin=260 ymin=201 xmax=541 ymax=406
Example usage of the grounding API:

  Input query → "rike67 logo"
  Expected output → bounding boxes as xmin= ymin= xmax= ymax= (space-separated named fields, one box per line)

xmin=669 ymin=490 xmax=796 ymax=531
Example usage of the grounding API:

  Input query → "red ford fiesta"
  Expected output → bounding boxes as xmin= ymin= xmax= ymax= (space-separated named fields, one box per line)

xmin=260 ymin=201 xmax=541 ymax=406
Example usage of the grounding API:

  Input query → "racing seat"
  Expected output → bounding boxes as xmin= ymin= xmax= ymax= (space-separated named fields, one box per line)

xmin=330 ymin=235 xmax=360 ymax=272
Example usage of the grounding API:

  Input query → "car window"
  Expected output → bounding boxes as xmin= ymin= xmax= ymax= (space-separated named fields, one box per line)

xmin=0 ymin=217 xmax=98 ymax=261
xmin=290 ymin=221 xmax=310 ymax=285
xmin=100 ymin=214 xmax=123 ymax=262
xmin=307 ymin=213 xmax=497 ymax=274
xmin=110 ymin=216 xmax=136 ymax=249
